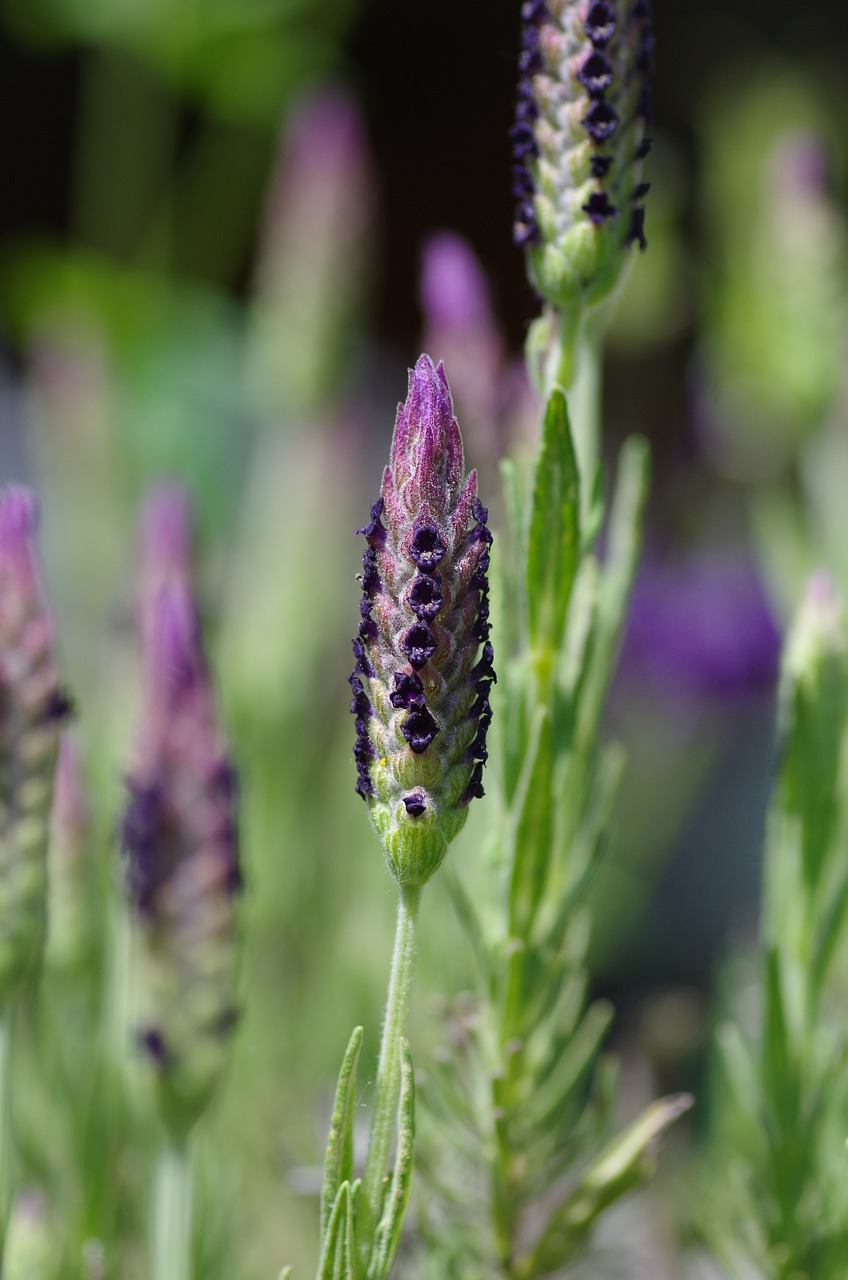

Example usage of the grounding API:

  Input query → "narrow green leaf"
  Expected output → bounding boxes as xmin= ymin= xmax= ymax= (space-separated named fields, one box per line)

xmin=515 ymin=1093 xmax=692 ymax=1278
xmin=525 ymin=388 xmax=580 ymax=654
xmin=715 ymin=1021 xmax=763 ymax=1129
xmin=367 ymin=1038 xmax=416 ymax=1280
xmin=576 ymin=435 xmax=649 ymax=753
xmin=278 ymin=1270 xmax=293 ymax=1280
xmin=318 ymin=1182 xmax=360 ymax=1280
xmin=537 ymin=745 xmax=624 ymax=951
xmin=762 ymin=948 xmax=799 ymax=1135
xmin=508 ymin=706 xmax=554 ymax=948
xmin=442 ymin=865 xmax=495 ymax=996
xmin=519 ymin=1000 xmax=614 ymax=1136
xmin=321 ymin=1027 xmax=364 ymax=1239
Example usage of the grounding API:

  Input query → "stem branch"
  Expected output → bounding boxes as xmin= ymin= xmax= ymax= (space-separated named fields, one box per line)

xmin=361 ymin=883 xmax=422 ymax=1241
xmin=153 ymin=1141 xmax=193 ymax=1280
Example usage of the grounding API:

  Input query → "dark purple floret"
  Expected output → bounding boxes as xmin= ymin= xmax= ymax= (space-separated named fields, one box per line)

xmin=354 ymin=737 xmax=374 ymax=764
xmin=513 ymin=166 xmax=535 ymax=198
xmin=578 ymin=50 xmax=614 ymax=96
xmin=473 ymin=642 xmax=496 ymax=679
xmin=468 ymin=725 xmax=489 ymax=763
xmin=355 ymin=765 xmax=374 ymax=800
xmin=362 ymin=546 xmax=381 ymax=596
xmin=583 ymin=191 xmax=619 ymax=222
xmin=510 ymin=123 xmax=538 ymax=157
xmin=470 ymin=521 xmax=493 ymax=547
xmin=521 ymin=0 xmax=549 ymax=21
xmin=44 ymin=687 xmax=75 ymax=723
xmin=472 ymin=499 xmax=488 ymax=523
xmin=408 ymin=574 xmax=443 ymax=620
xmin=473 ymin=598 xmax=491 ymax=643
xmin=626 ymin=204 xmax=647 ymax=251
xmin=459 ymin=763 xmax=486 ymax=805
xmin=591 ymin=154 xmax=613 ymax=178
xmin=401 ymin=704 xmax=441 ymax=754
xmin=401 ymin=623 xmax=437 ymax=670
xmin=403 ymin=791 xmax=427 ymax=817
xmin=390 ymin=670 xmax=425 ymax=709
xmin=351 ymin=636 xmax=374 ymax=679
xmin=584 ymin=0 xmax=617 ymax=45
xmin=358 ymin=614 xmax=378 ymax=642
xmin=350 ymin=683 xmax=371 ymax=719
xmin=410 ymin=521 xmax=447 ymax=570
xmin=632 ymin=181 xmax=651 ymax=200
xmin=355 ymin=498 xmax=386 ymax=541
xmin=583 ymin=99 xmax=618 ymax=143
xmin=123 ymin=780 xmax=169 ymax=916
xmin=468 ymin=694 xmax=491 ymax=722
xmin=471 ymin=555 xmax=490 ymax=592
xmin=635 ymin=136 xmax=653 ymax=160
xmin=141 ymin=1027 xmax=168 ymax=1064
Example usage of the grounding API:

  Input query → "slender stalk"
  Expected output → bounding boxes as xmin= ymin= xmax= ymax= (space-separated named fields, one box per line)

xmin=567 ymin=324 xmax=603 ymax=523
xmin=361 ymin=883 xmax=422 ymax=1241
xmin=152 ymin=1141 xmax=193 ymax=1280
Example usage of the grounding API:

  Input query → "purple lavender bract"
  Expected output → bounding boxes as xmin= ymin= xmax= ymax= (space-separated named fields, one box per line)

xmin=350 ymin=356 xmax=494 ymax=886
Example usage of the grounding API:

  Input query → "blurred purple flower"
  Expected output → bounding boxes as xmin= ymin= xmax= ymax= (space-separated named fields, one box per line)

xmin=620 ymin=550 xmax=781 ymax=707
xmin=250 ymin=87 xmax=376 ymax=415
xmin=419 ymin=231 xmax=537 ymax=467
xmin=122 ymin=493 xmax=240 ymax=1138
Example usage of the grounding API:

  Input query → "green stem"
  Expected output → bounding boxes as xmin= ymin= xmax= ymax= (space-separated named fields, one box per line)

xmin=568 ymin=325 xmax=603 ymax=524
xmin=361 ymin=883 xmax=422 ymax=1243
xmin=153 ymin=1141 xmax=193 ymax=1280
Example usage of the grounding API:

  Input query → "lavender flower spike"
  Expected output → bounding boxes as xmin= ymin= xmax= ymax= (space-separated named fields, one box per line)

xmin=350 ymin=355 xmax=494 ymax=886
xmin=513 ymin=0 xmax=654 ymax=309
xmin=0 ymin=488 xmax=70 ymax=1005
xmin=122 ymin=572 xmax=240 ymax=1141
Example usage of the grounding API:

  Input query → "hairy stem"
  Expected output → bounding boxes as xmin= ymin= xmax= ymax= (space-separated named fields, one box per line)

xmin=361 ymin=883 xmax=422 ymax=1245
xmin=153 ymin=1141 xmax=193 ymax=1280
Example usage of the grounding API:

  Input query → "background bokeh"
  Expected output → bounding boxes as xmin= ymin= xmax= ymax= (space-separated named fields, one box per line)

xmin=1 ymin=0 xmax=848 ymax=1273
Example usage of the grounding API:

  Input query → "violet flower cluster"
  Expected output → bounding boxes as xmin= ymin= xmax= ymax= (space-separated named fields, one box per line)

xmin=122 ymin=489 xmax=240 ymax=1140
xmin=349 ymin=355 xmax=494 ymax=887
xmin=513 ymin=0 xmax=654 ymax=308
xmin=0 ymin=488 xmax=70 ymax=1005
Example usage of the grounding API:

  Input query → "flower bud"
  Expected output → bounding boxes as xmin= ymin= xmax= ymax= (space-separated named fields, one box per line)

xmin=350 ymin=356 xmax=494 ymax=886
xmin=0 ymin=488 xmax=70 ymax=1005
xmin=122 ymin=551 xmax=240 ymax=1140
xmin=512 ymin=0 xmax=654 ymax=309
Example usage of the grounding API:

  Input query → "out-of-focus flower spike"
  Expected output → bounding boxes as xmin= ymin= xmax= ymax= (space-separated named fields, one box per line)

xmin=512 ymin=0 xmax=655 ymax=311
xmin=248 ymin=88 xmax=377 ymax=419
xmin=122 ymin=496 xmax=240 ymax=1141
xmin=350 ymin=356 xmax=494 ymax=886
xmin=0 ymin=488 xmax=71 ymax=1006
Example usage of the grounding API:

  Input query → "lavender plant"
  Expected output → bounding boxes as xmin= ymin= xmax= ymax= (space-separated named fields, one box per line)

xmin=699 ymin=574 xmax=848 ymax=1278
xmin=121 ymin=490 xmax=241 ymax=1280
xmin=0 ymin=488 xmax=69 ymax=1235
xmin=312 ymin=5 xmax=691 ymax=1277
xmin=311 ymin=355 xmax=493 ymax=1279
